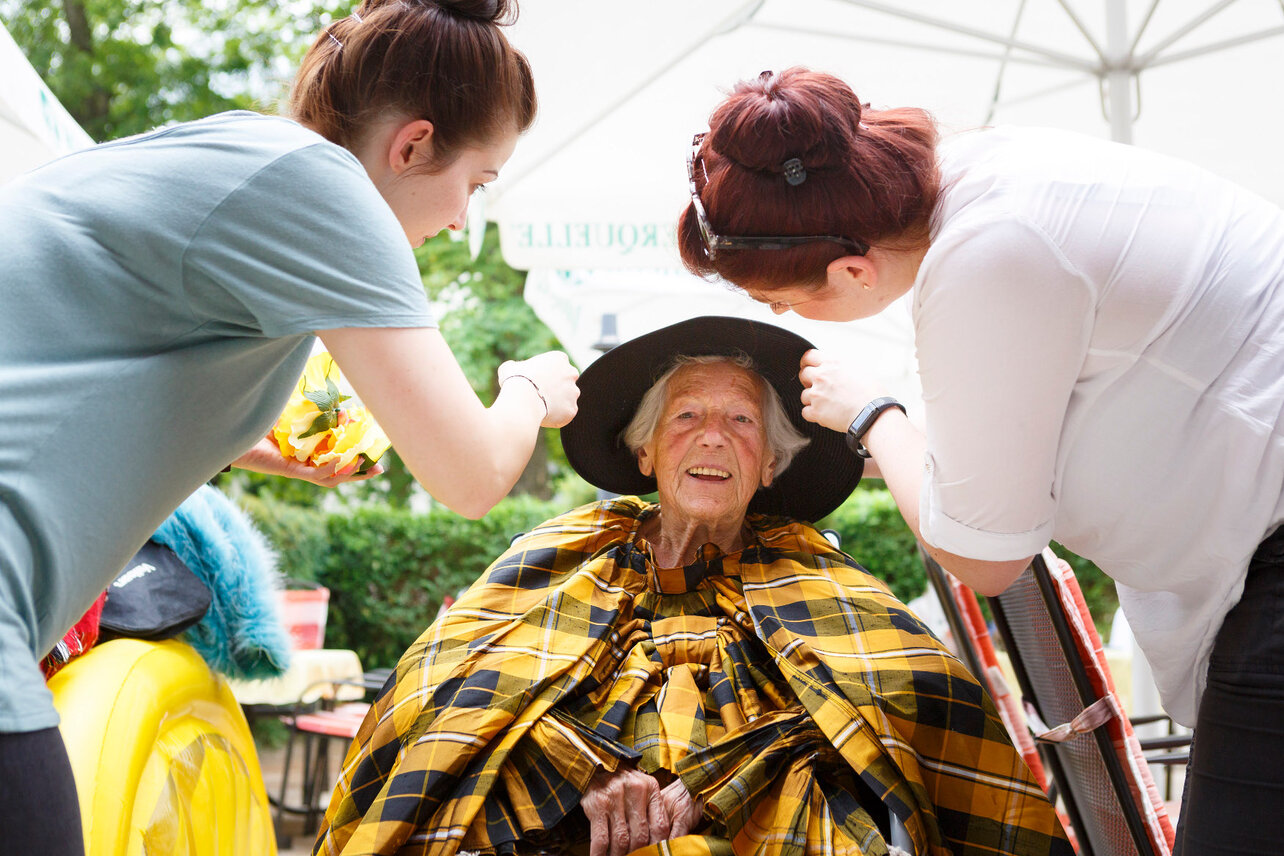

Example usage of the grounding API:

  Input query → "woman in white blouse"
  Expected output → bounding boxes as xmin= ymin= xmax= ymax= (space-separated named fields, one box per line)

xmin=678 ymin=66 xmax=1284 ymax=855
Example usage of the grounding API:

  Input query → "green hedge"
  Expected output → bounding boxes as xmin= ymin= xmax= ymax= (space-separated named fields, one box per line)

xmin=817 ymin=488 xmax=925 ymax=602
xmin=244 ymin=495 xmax=564 ymax=668
xmin=244 ymin=487 xmax=1120 ymax=669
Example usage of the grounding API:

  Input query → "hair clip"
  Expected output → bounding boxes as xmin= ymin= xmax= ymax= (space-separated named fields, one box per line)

xmin=328 ymin=32 xmax=344 ymax=48
xmin=782 ymin=158 xmax=806 ymax=186
xmin=350 ymin=10 xmax=363 ymax=23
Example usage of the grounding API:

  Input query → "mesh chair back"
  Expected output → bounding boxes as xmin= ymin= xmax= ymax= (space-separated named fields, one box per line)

xmin=987 ymin=552 xmax=1174 ymax=856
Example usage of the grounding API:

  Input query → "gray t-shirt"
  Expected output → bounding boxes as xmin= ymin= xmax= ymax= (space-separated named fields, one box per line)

xmin=0 ymin=111 xmax=435 ymax=729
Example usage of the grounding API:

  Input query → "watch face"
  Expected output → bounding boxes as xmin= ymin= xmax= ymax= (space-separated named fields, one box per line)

xmin=847 ymin=397 xmax=903 ymax=458
xmin=852 ymin=400 xmax=884 ymax=436
xmin=845 ymin=428 xmax=871 ymax=458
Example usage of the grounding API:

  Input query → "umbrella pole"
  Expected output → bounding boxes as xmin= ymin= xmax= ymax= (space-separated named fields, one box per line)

xmin=1105 ymin=0 xmax=1135 ymax=144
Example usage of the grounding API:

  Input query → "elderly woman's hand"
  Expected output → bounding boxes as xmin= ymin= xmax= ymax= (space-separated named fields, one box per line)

xmin=798 ymin=348 xmax=891 ymax=434
xmin=658 ymin=777 xmax=702 ymax=837
xmin=581 ymin=768 xmax=671 ymax=856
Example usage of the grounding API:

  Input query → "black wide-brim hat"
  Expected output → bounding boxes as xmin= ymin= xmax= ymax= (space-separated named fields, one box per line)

xmin=561 ymin=316 xmax=862 ymax=523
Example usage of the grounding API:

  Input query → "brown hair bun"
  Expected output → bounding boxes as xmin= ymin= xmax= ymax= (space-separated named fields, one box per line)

xmin=432 ymin=0 xmax=519 ymax=26
xmin=359 ymin=0 xmax=517 ymax=25
xmin=708 ymin=68 xmax=862 ymax=174
xmin=293 ymin=0 xmax=534 ymax=163
xmin=679 ymin=66 xmax=940 ymax=289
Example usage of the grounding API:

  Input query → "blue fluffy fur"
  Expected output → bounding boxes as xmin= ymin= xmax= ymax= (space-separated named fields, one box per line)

xmin=151 ymin=485 xmax=292 ymax=679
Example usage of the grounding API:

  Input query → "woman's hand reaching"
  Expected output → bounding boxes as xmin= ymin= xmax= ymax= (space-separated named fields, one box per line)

xmin=498 ymin=351 xmax=580 ymax=428
xmin=798 ymin=348 xmax=891 ymax=433
xmin=226 ymin=436 xmax=383 ymax=486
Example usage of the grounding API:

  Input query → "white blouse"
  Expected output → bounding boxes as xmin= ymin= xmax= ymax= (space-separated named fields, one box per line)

xmin=914 ymin=125 xmax=1284 ymax=724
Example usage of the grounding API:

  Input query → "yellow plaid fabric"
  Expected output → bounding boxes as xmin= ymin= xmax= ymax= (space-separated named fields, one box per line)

xmin=315 ymin=498 xmax=1071 ymax=856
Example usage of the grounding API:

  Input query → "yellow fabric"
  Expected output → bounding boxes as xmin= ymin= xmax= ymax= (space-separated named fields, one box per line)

xmin=316 ymin=498 xmax=1070 ymax=856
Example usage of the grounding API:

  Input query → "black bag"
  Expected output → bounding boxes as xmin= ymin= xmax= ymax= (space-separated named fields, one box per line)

xmin=99 ymin=540 xmax=213 ymax=641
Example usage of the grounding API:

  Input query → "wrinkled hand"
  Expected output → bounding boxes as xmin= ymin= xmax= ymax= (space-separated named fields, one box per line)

xmin=498 ymin=351 xmax=580 ymax=428
xmin=658 ymin=777 xmax=702 ymax=838
xmin=798 ymin=349 xmax=891 ymax=434
xmin=226 ymin=437 xmax=384 ymax=486
xmin=581 ymin=769 xmax=675 ymax=856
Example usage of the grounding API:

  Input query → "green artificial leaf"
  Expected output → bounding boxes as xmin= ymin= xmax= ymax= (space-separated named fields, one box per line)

xmin=303 ymin=389 xmax=332 ymax=409
xmin=298 ymin=411 xmax=337 ymax=439
xmin=325 ymin=376 xmax=350 ymax=407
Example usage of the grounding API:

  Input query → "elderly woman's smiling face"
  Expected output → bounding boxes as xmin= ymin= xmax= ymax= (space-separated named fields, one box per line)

xmin=636 ymin=361 xmax=775 ymax=528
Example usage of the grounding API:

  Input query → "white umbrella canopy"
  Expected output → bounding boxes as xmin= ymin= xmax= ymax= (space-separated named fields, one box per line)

xmin=0 ymin=24 xmax=94 ymax=185
xmin=491 ymin=0 xmax=1284 ymax=271
xmin=488 ymin=0 xmax=1284 ymax=392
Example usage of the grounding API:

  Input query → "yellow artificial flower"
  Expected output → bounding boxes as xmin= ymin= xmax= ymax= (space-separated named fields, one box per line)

xmin=272 ymin=353 xmax=391 ymax=472
xmin=313 ymin=406 xmax=392 ymax=474
xmin=273 ymin=398 xmax=328 ymax=462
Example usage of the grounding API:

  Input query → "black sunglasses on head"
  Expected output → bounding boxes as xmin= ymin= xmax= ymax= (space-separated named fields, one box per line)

xmin=686 ymin=132 xmax=869 ymax=261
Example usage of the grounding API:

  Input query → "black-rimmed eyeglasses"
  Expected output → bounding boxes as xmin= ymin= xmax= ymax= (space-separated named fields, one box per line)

xmin=686 ymin=133 xmax=869 ymax=261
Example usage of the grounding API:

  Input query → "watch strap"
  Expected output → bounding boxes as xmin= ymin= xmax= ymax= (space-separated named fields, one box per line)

xmin=845 ymin=396 xmax=906 ymax=458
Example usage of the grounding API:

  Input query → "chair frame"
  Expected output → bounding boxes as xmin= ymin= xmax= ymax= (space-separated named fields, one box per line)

xmin=921 ymin=547 xmax=987 ymax=686
xmin=921 ymin=547 xmax=1192 ymax=855
xmin=985 ymin=552 xmax=1166 ymax=856
xmin=272 ymin=670 xmax=388 ymax=846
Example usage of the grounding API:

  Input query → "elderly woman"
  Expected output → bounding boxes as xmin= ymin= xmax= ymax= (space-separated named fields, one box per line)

xmin=314 ymin=317 xmax=1070 ymax=856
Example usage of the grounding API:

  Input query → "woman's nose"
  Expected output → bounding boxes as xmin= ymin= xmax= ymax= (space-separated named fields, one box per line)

xmin=697 ymin=417 xmax=729 ymax=444
xmin=447 ymin=200 xmax=469 ymax=232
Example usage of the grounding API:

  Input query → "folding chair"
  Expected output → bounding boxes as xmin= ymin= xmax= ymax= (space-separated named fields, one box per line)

xmin=274 ymin=670 xmax=387 ymax=846
xmin=984 ymin=549 xmax=1177 ymax=856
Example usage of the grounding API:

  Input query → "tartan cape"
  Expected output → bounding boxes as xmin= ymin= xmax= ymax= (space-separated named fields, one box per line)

xmin=315 ymin=498 xmax=1071 ymax=856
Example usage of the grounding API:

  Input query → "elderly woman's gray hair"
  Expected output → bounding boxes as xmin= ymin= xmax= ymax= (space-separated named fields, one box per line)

xmin=620 ymin=354 xmax=810 ymax=476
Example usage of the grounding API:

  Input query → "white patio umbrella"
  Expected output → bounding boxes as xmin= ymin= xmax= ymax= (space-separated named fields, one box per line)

xmin=0 ymin=24 xmax=94 ymax=184
xmin=484 ymin=0 xmax=1284 ymax=386
xmin=491 ymin=0 xmax=1284 ymax=269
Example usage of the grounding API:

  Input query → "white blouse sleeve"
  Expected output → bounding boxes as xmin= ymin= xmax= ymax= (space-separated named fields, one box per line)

xmin=915 ymin=215 xmax=1095 ymax=560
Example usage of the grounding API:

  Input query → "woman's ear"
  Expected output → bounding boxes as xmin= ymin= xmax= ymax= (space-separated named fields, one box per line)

xmin=760 ymin=454 xmax=775 ymax=489
xmin=636 ymin=447 xmax=653 ymax=478
xmin=826 ymin=254 xmax=877 ymax=293
xmin=387 ymin=119 xmax=435 ymax=174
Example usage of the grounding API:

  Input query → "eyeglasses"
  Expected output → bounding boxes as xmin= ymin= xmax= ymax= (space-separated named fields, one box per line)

xmin=687 ymin=133 xmax=869 ymax=261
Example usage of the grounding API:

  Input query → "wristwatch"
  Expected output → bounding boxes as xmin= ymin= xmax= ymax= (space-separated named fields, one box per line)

xmin=845 ymin=396 xmax=906 ymax=458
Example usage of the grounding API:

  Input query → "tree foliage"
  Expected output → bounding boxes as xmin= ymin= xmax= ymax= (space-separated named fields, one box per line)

xmin=417 ymin=225 xmax=562 ymax=399
xmin=408 ymin=224 xmax=567 ymax=501
xmin=2 ymin=0 xmax=347 ymax=141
